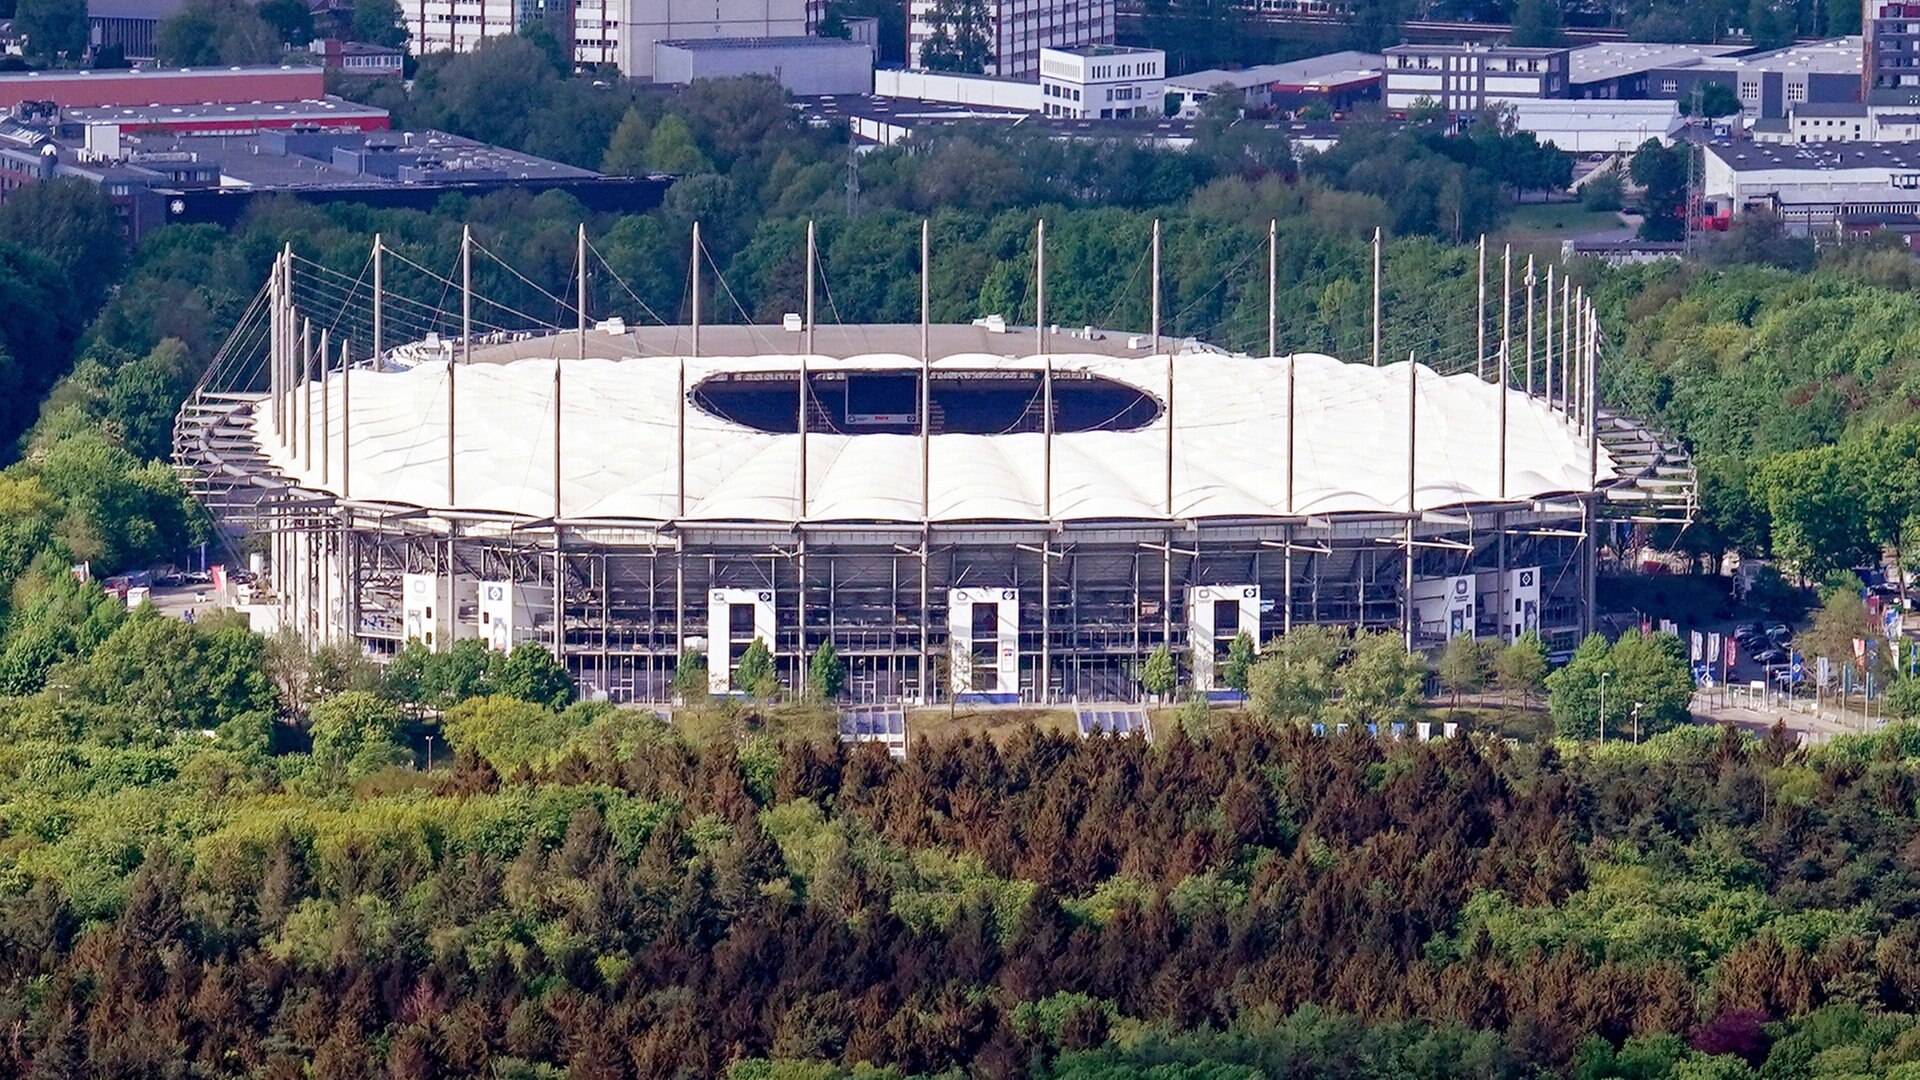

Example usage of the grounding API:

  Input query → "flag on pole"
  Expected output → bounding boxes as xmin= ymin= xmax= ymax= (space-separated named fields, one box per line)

xmin=1690 ymin=631 xmax=1703 ymax=662
xmin=1855 ymin=638 xmax=1868 ymax=667
xmin=1708 ymin=631 xmax=1722 ymax=660
xmin=1724 ymin=636 xmax=1736 ymax=667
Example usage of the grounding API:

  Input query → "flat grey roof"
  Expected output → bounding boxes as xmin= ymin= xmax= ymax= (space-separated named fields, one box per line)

xmin=64 ymin=97 xmax=387 ymax=124
xmin=1045 ymin=44 xmax=1161 ymax=57
xmin=1384 ymin=43 xmax=1567 ymax=57
xmin=1166 ymin=50 xmax=1382 ymax=92
xmin=658 ymin=35 xmax=871 ymax=51
xmin=1709 ymin=139 xmax=1920 ymax=172
xmin=1567 ymin=42 xmax=1746 ymax=84
xmin=1678 ymin=36 xmax=1861 ymax=75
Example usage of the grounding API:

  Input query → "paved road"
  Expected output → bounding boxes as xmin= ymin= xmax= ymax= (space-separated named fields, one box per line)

xmin=1692 ymin=689 xmax=1883 ymax=746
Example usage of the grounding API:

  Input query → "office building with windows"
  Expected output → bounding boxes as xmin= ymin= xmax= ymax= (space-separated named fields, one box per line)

xmin=1382 ymin=43 xmax=1570 ymax=114
xmin=1867 ymin=1 xmax=1920 ymax=94
xmin=1038 ymin=44 xmax=1161 ymax=118
xmin=1647 ymin=37 xmax=1861 ymax=119
xmin=908 ymin=0 xmax=1115 ymax=79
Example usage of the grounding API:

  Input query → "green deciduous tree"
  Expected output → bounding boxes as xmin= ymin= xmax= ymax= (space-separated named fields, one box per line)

xmin=1630 ymin=138 xmax=1689 ymax=243
xmin=808 ymin=641 xmax=846 ymax=702
xmin=601 ymin=108 xmax=654 ymax=176
xmin=1496 ymin=631 xmax=1549 ymax=709
xmin=30 ymin=432 xmax=201 ymax=570
xmin=734 ymin=638 xmax=778 ymax=700
xmin=1221 ymin=632 xmax=1256 ymax=694
xmin=257 ymin=0 xmax=313 ymax=44
xmin=1759 ymin=442 xmax=1875 ymax=579
xmin=0 ymin=178 xmax=123 ymax=316
xmin=308 ymin=689 xmax=409 ymax=779
xmin=62 ymin=606 xmax=273 ymax=737
xmin=671 ymin=648 xmax=709 ymax=702
xmin=1581 ymin=169 xmax=1625 ymax=213
xmin=642 ymin=114 xmax=714 ymax=176
xmin=1437 ymin=634 xmax=1491 ymax=707
xmin=1141 ymin=645 xmax=1178 ymax=700
xmin=1606 ymin=629 xmax=1695 ymax=738
xmin=351 ymin=0 xmax=408 ymax=48
xmin=493 ymin=642 xmax=574 ymax=710
xmin=1247 ymin=625 xmax=1344 ymax=723
xmin=1509 ymin=0 xmax=1565 ymax=46
xmin=1337 ymin=631 xmax=1427 ymax=725
xmin=13 ymin=0 xmax=86 ymax=62
xmin=918 ymin=0 xmax=993 ymax=73
xmin=420 ymin=637 xmax=496 ymax=710
xmin=156 ymin=0 xmax=281 ymax=65
xmin=1549 ymin=630 xmax=1692 ymax=740
xmin=1548 ymin=632 xmax=1612 ymax=740
xmin=0 ymin=562 xmax=123 ymax=696
xmin=442 ymin=693 xmax=585 ymax=772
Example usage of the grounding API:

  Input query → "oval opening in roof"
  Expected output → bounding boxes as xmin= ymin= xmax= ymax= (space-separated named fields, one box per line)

xmin=691 ymin=368 xmax=1163 ymax=434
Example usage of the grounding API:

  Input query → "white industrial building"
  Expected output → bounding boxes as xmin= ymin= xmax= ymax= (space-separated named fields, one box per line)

xmin=574 ymin=0 xmax=807 ymax=77
xmin=872 ymin=68 xmax=1043 ymax=110
xmin=907 ymin=0 xmax=1115 ymax=80
xmin=875 ymin=52 xmax=1166 ymax=121
xmin=1504 ymin=99 xmax=1684 ymax=153
xmin=655 ymin=35 xmax=873 ymax=94
xmin=406 ymin=0 xmax=806 ymax=79
xmin=1704 ymin=140 xmax=1920 ymax=233
xmin=1038 ymin=44 xmax=1162 ymax=119
xmin=1748 ymin=99 xmax=1920 ymax=144
xmin=1165 ymin=51 xmax=1382 ymax=116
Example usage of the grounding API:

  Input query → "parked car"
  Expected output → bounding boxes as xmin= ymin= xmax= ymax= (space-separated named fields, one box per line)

xmin=1754 ymin=647 xmax=1787 ymax=665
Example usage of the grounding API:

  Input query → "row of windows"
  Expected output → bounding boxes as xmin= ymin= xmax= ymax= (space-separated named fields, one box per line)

xmin=1393 ymin=55 xmax=1551 ymax=72
xmin=1044 ymin=83 xmax=1082 ymax=100
xmin=1087 ymin=61 xmax=1156 ymax=79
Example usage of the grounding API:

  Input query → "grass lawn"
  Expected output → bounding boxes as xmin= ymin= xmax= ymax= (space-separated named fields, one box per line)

xmin=907 ymin=706 xmax=1078 ymax=744
xmin=1500 ymin=202 xmax=1625 ymax=238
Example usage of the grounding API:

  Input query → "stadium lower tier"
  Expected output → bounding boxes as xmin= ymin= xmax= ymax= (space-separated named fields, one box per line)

xmin=263 ymin=509 xmax=1593 ymax=704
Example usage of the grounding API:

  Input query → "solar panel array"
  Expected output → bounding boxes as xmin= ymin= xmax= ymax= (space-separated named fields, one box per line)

xmin=1076 ymin=705 xmax=1151 ymax=740
xmin=840 ymin=704 xmax=908 ymax=760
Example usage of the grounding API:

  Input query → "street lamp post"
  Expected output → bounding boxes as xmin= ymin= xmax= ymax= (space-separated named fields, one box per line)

xmin=1598 ymin=671 xmax=1612 ymax=744
xmin=425 ymin=735 xmax=434 ymax=773
xmin=1632 ymin=701 xmax=1644 ymax=744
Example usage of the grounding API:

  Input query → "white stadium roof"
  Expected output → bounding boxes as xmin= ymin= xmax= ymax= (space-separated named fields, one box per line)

xmin=258 ymin=348 xmax=1612 ymax=524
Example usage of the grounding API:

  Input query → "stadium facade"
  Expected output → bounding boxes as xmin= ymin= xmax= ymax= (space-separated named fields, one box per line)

xmin=175 ymin=226 xmax=1694 ymax=704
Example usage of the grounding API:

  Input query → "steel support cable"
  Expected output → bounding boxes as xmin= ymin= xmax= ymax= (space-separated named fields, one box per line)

xmin=191 ymin=279 xmax=271 ymax=396
xmin=583 ymin=236 xmax=669 ymax=329
xmin=698 ymin=237 xmax=779 ymax=353
xmin=472 ymin=235 xmax=580 ymax=318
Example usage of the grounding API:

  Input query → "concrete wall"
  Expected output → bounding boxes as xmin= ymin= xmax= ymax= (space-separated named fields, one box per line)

xmin=617 ymin=0 xmax=806 ymax=79
xmin=874 ymin=68 xmax=1042 ymax=110
xmin=655 ymin=39 xmax=874 ymax=94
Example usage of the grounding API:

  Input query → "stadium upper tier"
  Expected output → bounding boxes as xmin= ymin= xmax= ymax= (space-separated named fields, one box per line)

xmin=255 ymin=345 xmax=1614 ymax=524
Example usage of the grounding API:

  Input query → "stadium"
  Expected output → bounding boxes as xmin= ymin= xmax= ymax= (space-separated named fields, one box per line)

xmin=175 ymin=225 xmax=1694 ymax=704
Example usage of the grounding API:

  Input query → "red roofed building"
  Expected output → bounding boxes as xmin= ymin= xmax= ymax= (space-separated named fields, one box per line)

xmin=0 ymin=66 xmax=325 ymax=110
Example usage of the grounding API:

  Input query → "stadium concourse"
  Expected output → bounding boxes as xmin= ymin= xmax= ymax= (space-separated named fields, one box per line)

xmin=174 ymin=225 xmax=1694 ymax=706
